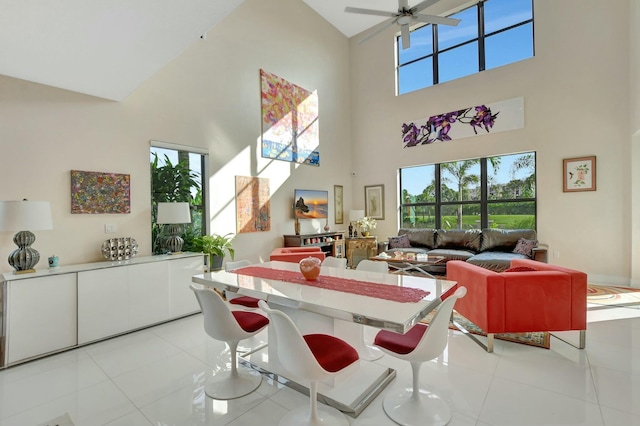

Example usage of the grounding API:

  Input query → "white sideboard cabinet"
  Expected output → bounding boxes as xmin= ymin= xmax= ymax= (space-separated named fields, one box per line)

xmin=1 ymin=253 xmax=204 ymax=368
xmin=4 ymin=273 xmax=77 ymax=365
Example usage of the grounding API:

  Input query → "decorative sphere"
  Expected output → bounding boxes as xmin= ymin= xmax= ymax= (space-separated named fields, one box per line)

xmin=299 ymin=256 xmax=321 ymax=280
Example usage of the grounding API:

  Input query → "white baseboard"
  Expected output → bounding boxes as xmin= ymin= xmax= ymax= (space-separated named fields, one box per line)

xmin=588 ymin=274 xmax=634 ymax=287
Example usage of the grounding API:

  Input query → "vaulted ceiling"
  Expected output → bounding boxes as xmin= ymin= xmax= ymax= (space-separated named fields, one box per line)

xmin=0 ymin=0 xmax=466 ymax=101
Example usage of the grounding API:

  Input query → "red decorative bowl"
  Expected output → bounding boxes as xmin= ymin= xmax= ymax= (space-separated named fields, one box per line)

xmin=299 ymin=256 xmax=321 ymax=280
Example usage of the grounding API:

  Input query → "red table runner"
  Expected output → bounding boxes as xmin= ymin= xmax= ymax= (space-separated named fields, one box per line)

xmin=233 ymin=266 xmax=429 ymax=303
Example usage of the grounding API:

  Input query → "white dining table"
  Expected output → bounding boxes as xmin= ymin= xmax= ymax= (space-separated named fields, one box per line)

xmin=191 ymin=260 xmax=457 ymax=417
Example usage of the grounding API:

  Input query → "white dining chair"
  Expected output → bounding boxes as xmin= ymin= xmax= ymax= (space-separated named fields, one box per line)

xmin=373 ymin=286 xmax=467 ymax=426
xmin=322 ymin=256 xmax=347 ymax=269
xmin=356 ymin=259 xmax=389 ymax=274
xmin=351 ymin=259 xmax=389 ymax=360
xmin=258 ymin=300 xmax=359 ymax=426
xmin=224 ymin=260 xmax=261 ymax=308
xmin=190 ymin=284 xmax=269 ymax=399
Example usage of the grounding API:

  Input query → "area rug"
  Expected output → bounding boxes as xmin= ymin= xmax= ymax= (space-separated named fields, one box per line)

xmin=587 ymin=284 xmax=640 ymax=309
xmin=421 ymin=310 xmax=551 ymax=349
xmin=37 ymin=412 xmax=75 ymax=426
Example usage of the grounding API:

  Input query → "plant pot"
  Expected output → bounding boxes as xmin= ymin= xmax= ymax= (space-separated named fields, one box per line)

xmin=209 ymin=254 xmax=223 ymax=271
xmin=361 ymin=231 xmax=370 ymax=237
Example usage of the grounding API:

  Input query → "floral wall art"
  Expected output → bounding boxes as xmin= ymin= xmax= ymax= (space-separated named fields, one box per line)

xmin=402 ymin=97 xmax=524 ymax=148
xmin=260 ymin=69 xmax=320 ymax=166
xmin=563 ymin=156 xmax=596 ymax=192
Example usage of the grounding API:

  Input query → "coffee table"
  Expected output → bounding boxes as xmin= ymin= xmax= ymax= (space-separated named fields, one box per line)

xmin=369 ymin=254 xmax=446 ymax=276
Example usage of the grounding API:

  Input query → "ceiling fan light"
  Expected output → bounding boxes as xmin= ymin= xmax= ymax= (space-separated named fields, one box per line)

xmin=397 ymin=15 xmax=412 ymax=25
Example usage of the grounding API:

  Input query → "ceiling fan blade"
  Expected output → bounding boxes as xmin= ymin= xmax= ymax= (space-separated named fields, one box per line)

xmin=345 ymin=6 xmax=396 ymax=18
xmin=400 ymin=24 xmax=411 ymax=49
xmin=411 ymin=0 xmax=440 ymax=14
xmin=413 ymin=14 xmax=461 ymax=26
xmin=356 ymin=17 xmax=396 ymax=44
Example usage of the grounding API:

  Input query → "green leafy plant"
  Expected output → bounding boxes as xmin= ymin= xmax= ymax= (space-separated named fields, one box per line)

xmin=193 ymin=233 xmax=235 ymax=259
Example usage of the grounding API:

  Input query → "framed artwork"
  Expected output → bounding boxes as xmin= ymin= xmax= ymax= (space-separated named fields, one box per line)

xmin=260 ymin=69 xmax=320 ymax=166
xmin=563 ymin=156 xmax=596 ymax=192
xmin=334 ymin=185 xmax=343 ymax=224
xmin=71 ymin=170 xmax=130 ymax=214
xmin=365 ymin=184 xmax=385 ymax=219
xmin=236 ymin=176 xmax=271 ymax=233
xmin=402 ymin=97 xmax=524 ymax=147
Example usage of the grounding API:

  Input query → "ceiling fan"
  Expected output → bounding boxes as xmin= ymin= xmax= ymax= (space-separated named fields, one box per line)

xmin=345 ymin=0 xmax=461 ymax=50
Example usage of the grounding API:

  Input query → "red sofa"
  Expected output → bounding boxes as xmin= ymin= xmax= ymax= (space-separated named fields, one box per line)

xmin=269 ymin=247 xmax=326 ymax=263
xmin=446 ymin=259 xmax=587 ymax=352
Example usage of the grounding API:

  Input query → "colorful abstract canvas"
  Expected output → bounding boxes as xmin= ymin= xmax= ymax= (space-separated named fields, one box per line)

xmin=71 ymin=170 xmax=131 ymax=214
xmin=236 ymin=176 xmax=270 ymax=233
xmin=402 ymin=97 xmax=524 ymax=148
xmin=260 ymin=69 xmax=320 ymax=166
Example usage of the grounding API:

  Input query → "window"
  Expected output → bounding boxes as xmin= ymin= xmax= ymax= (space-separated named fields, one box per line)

xmin=150 ymin=142 xmax=208 ymax=254
xmin=397 ymin=0 xmax=534 ymax=95
xmin=400 ymin=152 xmax=536 ymax=230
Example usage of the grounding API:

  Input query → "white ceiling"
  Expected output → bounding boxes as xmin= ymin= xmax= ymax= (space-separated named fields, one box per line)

xmin=0 ymin=0 xmax=466 ymax=101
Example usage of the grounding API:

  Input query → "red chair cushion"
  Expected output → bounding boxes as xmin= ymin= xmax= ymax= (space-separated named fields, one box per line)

xmin=232 ymin=311 xmax=269 ymax=332
xmin=374 ymin=323 xmax=428 ymax=355
xmin=229 ymin=296 xmax=261 ymax=308
xmin=303 ymin=334 xmax=359 ymax=372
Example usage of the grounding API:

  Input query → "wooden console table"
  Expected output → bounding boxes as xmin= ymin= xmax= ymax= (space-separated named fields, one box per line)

xmin=346 ymin=236 xmax=377 ymax=268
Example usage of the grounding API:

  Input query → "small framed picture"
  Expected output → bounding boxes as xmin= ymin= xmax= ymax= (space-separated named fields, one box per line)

xmin=563 ymin=156 xmax=596 ymax=192
xmin=334 ymin=185 xmax=343 ymax=224
xmin=364 ymin=184 xmax=385 ymax=219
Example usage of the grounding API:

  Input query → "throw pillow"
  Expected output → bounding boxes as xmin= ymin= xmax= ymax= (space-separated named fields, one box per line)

xmin=513 ymin=238 xmax=538 ymax=258
xmin=388 ymin=234 xmax=411 ymax=249
xmin=504 ymin=266 xmax=537 ymax=273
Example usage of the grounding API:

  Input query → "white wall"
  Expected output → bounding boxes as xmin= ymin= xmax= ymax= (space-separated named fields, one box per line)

xmin=0 ymin=0 xmax=353 ymax=273
xmin=631 ymin=0 xmax=640 ymax=287
xmin=349 ymin=0 xmax=631 ymax=285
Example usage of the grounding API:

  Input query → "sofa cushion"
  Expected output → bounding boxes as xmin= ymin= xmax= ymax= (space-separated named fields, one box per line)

xmin=480 ymin=229 xmax=537 ymax=252
xmin=434 ymin=229 xmax=481 ymax=252
xmin=513 ymin=238 xmax=538 ymax=258
xmin=388 ymin=234 xmax=411 ymax=249
xmin=467 ymin=251 xmax=529 ymax=272
xmin=398 ymin=228 xmax=436 ymax=249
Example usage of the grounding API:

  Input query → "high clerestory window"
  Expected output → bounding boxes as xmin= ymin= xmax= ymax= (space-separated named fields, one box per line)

xmin=400 ymin=152 xmax=536 ymax=230
xmin=397 ymin=0 xmax=534 ymax=95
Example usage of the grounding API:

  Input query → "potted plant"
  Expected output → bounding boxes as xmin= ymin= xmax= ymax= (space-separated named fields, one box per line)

xmin=193 ymin=233 xmax=235 ymax=271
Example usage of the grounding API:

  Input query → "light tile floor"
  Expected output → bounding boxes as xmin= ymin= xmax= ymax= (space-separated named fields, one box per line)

xmin=1 ymin=303 xmax=639 ymax=426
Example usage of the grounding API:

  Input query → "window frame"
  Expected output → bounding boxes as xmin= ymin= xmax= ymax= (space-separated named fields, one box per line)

xmin=399 ymin=152 xmax=537 ymax=230
xmin=396 ymin=0 xmax=534 ymax=95
xmin=150 ymin=141 xmax=209 ymax=254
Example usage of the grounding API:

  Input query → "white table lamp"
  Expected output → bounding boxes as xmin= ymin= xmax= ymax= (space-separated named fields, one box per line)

xmin=0 ymin=200 xmax=53 ymax=273
xmin=157 ymin=202 xmax=191 ymax=253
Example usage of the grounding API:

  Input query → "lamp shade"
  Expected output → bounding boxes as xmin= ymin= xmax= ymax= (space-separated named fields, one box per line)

xmin=0 ymin=200 xmax=53 ymax=231
xmin=349 ymin=209 xmax=365 ymax=223
xmin=157 ymin=202 xmax=191 ymax=224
